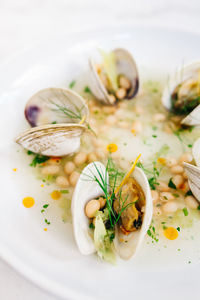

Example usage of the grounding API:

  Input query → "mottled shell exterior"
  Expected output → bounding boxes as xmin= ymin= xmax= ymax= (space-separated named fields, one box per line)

xmin=15 ymin=124 xmax=86 ymax=157
xmin=89 ymin=48 xmax=139 ymax=105
xmin=24 ymin=88 xmax=89 ymax=127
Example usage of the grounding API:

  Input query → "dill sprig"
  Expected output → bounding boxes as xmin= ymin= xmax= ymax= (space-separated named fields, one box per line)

xmin=83 ymin=159 xmax=136 ymax=229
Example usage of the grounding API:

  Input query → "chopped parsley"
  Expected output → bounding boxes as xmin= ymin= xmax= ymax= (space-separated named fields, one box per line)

xmin=43 ymin=204 xmax=49 ymax=209
xmin=152 ymin=135 xmax=157 ymax=138
xmin=28 ymin=152 xmax=49 ymax=167
xmin=188 ymin=144 xmax=192 ymax=148
xmin=69 ymin=80 xmax=76 ymax=89
xmin=84 ymin=86 xmax=91 ymax=93
xmin=183 ymin=207 xmax=189 ymax=216
xmin=45 ymin=219 xmax=51 ymax=225
xmin=60 ymin=190 xmax=69 ymax=194
xmin=186 ymin=190 xmax=193 ymax=196
xmin=176 ymin=227 xmax=180 ymax=232
xmin=27 ymin=150 xmax=34 ymax=155
xmin=198 ymin=205 xmax=200 ymax=210
xmin=41 ymin=209 xmax=45 ymax=213
xmin=168 ymin=178 xmax=176 ymax=189
xmin=147 ymin=225 xmax=159 ymax=242
xmin=173 ymin=193 xmax=179 ymax=198
xmin=52 ymin=121 xmax=57 ymax=124
xmin=89 ymin=222 xmax=95 ymax=229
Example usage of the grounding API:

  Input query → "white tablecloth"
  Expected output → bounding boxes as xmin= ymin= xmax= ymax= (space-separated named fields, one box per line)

xmin=1 ymin=0 xmax=200 ymax=299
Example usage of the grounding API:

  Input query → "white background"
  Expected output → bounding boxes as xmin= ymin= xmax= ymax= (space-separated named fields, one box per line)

xmin=1 ymin=0 xmax=200 ymax=299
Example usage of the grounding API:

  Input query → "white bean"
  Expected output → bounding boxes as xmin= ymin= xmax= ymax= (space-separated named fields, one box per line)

xmin=151 ymin=190 xmax=159 ymax=203
xmin=108 ymin=94 xmax=116 ymax=104
xmin=74 ymin=152 xmax=87 ymax=166
xmin=96 ymin=149 xmax=106 ymax=159
xmin=156 ymin=181 xmax=170 ymax=192
xmin=171 ymin=165 xmax=184 ymax=174
xmin=166 ymin=158 xmax=177 ymax=168
xmin=85 ymin=200 xmax=100 ymax=218
xmin=153 ymin=113 xmax=166 ymax=122
xmin=88 ymin=152 xmax=98 ymax=163
xmin=131 ymin=120 xmax=143 ymax=134
xmin=41 ymin=165 xmax=60 ymax=176
xmin=134 ymin=106 xmax=144 ymax=114
xmin=56 ymin=176 xmax=69 ymax=188
xmin=106 ymin=115 xmax=117 ymax=125
xmin=160 ymin=192 xmax=175 ymax=202
xmin=172 ymin=175 xmax=184 ymax=188
xmin=119 ymin=75 xmax=131 ymax=90
xmin=98 ymin=197 xmax=106 ymax=209
xmin=162 ymin=201 xmax=178 ymax=214
xmin=179 ymin=153 xmax=193 ymax=164
xmin=64 ymin=161 xmax=75 ymax=175
xmin=116 ymin=88 xmax=126 ymax=99
xmin=185 ymin=196 xmax=199 ymax=209
xmin=69 ymin=171 xmax=80 ymax=187
xmin=119 ymin=121 xmax=129 ymax=129
xmin=153 ymin=207 xmax=162 ymax=216
xmin=102 ymin=106 xmax=116 ymax=114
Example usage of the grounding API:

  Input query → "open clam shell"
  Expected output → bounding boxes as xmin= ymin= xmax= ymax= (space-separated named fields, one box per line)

xmin=183 ymin=162 xmax=200 ymax=202
xmin=72 ymin=162 xmax=108 ymax=255
xmin=162 ymin=62 xmax=200 ymax=126
xmin=72 ymin=162 xmax=152 ymax=260
xmin=24 ymin=88 xmax=89 ymax=127
xmin=89 ymin=48 xmax=139 ymax=105
xmin=15 ymin=123 xmax=86 ymax=157
xmin=113 ymin=167 xmax=152 ymax=260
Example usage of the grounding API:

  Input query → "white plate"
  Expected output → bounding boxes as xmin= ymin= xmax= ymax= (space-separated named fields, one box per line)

xmin=0 ymin=25 xmax=200 ymax=300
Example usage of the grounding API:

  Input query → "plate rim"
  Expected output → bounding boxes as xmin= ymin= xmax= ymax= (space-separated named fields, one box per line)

xmin=1 ymin=24 xmax=200 ymax=300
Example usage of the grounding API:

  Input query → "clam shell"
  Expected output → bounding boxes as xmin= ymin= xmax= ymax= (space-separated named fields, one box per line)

xmin=72 ymin=162 xmax=153 ymax=260
xmin=89 ymin=48 xmax=139 ymax=105
xmin=72 ymin=162 xmax=108 ymax=255
xmin=113 ymin=167 xmax=152 ymax=260
xmin=15 ymin=124 xmax=86 ymax=157
xmin=192 ymin=137 xmax=200 ymax=166
xmin=183 ymin=162 xmax=200 ymax=202
xmin=24 ymin=88 xmax=89 ymax=127
xmin=162 ymin=62 xmax=200 ymax=126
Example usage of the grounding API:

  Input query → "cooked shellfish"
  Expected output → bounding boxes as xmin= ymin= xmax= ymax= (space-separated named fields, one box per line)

xmin=72 ymin=161 xmax=152 ymax=261
xmin=89 ymin=48 xmax=139 ymax=105
xmin=162 ymin=62 xmax=200 ymax=126
xmin=25 ymin=88 xmax=89 ymax=127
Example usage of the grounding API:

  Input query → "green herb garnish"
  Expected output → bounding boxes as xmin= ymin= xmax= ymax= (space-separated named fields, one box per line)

xmin=60 ymin=190 xmax=69 ymax=194
xmin=45 ymin=219 xmax=51 ymax=225
xmin=69 ymin=80 xmax=76 ymax=89
xmin=152 ymin=135 xmax=157 ymax=138
xmin=183 ymin=207 xmax=189 ymax=216
xmin=177 ymin=227 xmax=180 ymax=232
xmin=29 ymin=153 xmax=49 ymax=167
xmin=43 ymin=204 xmax=49 ymax=209
xmin=147 ymin=225 xmax=159 ymax=242
xmin=168 ymin=178 xmax=176 ymax=189
xmin=89 ymin=222 xmax=95 ymax=229
xmin=186 ymin=190 xmax=193 ymax=196
xmin=84 ymin=86 xmax=91 ymax=93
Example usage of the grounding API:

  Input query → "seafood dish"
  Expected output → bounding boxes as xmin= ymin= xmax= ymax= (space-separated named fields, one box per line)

xmin=15 ymin=48 xmax=200 ymax=263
